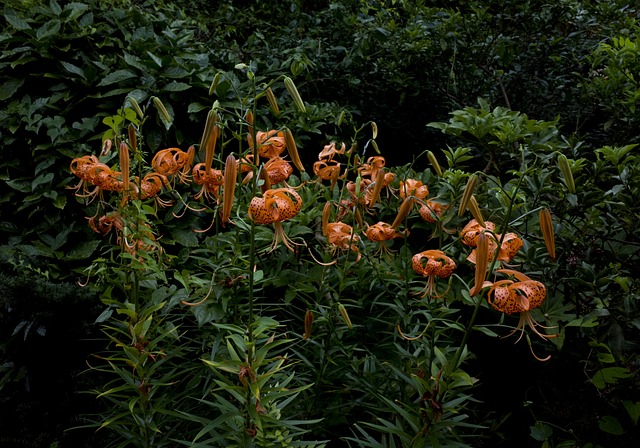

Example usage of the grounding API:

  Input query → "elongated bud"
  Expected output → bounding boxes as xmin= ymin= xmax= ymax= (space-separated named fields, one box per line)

xmin=209 ymin=72 xmax=222 ymax=96
xmin=458 ymin=173 xmax=478 ymax=217
xmin=371 ymin=121 xmax=378 ymax=139
xmin=283 ymin=76 xmax=306 ymax=113
xmin=370 ymin=139 xmax=380 ymax=154
xmin=127 ymin=123 xmax=137 ymax=153
xmin=368 ymin=169 xmax=385 ymax=208
xmin=392 ymin=197 xmax=414 ymax=229
xmin=337 ymin=303 xmax=352 ymax=329
xmin=467 ymin=195 xmax=486 ymax=227
xmin=354 ymin=208 xmax=364 ymax=228
xmin=303 ymin=310 xmax=314 ymax=340
xmin=152 ymin=96 xmax=171 ymax=124
xmin=200 ymin=109 xmax=219 ymax=171
xmin=221 ymin=154 xmax=238 ymax=225
xmin=469 ymin=232 xmax=489 ymax=296
xmin=246 ymin=110 xmax=254 ymax=145
xmin=539 ymin=208 xmax=556 ymax=260
xmin=427 ymin=150 xmax=443 ymax=177
xmin=337 ymin=110 xmax=345 ymax=126
xmin=181 ymin=145 xmax=196 ymax=181
xmin=322 ymin=202 xmax=331 ymax=236
xmin=258 ymin=165 xmax=271 ymax=193
xmin=265 ymin=86 xmax=280 ymax=117
xmin=128 ymin=96 xmax=144 ymax=120
xmin=119 ymin=142 xmax=130 ymax=196
xmin=283 ymin=128 xmax=305 ymax=172
xmin=557 ymin=154 xmax=576 ymax=194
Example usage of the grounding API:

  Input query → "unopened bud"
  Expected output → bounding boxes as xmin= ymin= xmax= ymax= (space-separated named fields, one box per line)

xmin=467 ymin=195 xmax=485 ymax=227
xmin=557 ymin=154 xmax=576 ymax=194
xmin=265 ymin=87 xmax=280 ymax=117
xmin=392 ymin=197 xmax=415 ymax=229
xmin=221 ymin=154 xmax=237 ymax=225
xmin=303 ymin=310 xmax=314 ymax=340
xmin=283 ymin=76 xmax=306 ymax=113
xmin=458 ymin=173 xmax=478 ymax=217
xmin=427 ymin=150 xmax=443 ymax=177
xmin=539 ymin=208 xmax=556 ymax=260
xmin=469 ymin=232 xmax=489 ymax=296
xmin=338 ymin=303 xmax=352 ymax=329
xmin=128 ymin=96 xmax=144 ymax=120
xmin=152 ymin=97 xmax=171 ymax=124
xmin=127 ymin=123 xmax=137 ymax=153
xmin=284 ymin=128 xmax=305 ymax=172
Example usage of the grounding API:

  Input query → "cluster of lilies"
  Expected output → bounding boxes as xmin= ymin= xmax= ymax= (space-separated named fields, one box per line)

xmin=69 ymin=110 xmax=558 ymax=359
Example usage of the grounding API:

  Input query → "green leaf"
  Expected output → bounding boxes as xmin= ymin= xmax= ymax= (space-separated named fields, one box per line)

xmin=0 ymin=78 xmax=25 ymax=101
xmin=598 ymin=415 xmax=624 ymax=435
xmin=97 ymin=69 xmax=137 ymax=87
xmin=591 ymin=367 xmax=632 ymax=389
xmin=530 ymin=422 xmax=553 ymax=441
xmin=623 ymin=401 xmax=640 ymax=426
xmin=50 ymin=0 xmax=62 ymax=16
xmin=36 ymin=20 xmax=61 ymax=40
xmin=60 ymin=61 xmax=86 ymax=79
xmin=162 ymin=81 xmax=191 ymax=92
xmin=62 ymin=2 xmax=90 ymax=21
xmin=5 ymin=10 xmax=31 ymax=30
xmin=171 ymin=228 xmax=198 ymax=247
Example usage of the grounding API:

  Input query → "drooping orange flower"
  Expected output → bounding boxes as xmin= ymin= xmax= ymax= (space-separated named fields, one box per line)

xmin=365 ymin=221 xmax=406 ymax=255
xmin=399 ymin=179 xmax=429 ymax=200
xmin=151 ymin=147 xmax=194 ymax=184
xmin=313 ymin=160 xmax=343 ymax=187
xmin=486 ymin=269 xmax=557 ymax=360
xmin=418 ymin=199 xmax=449 ymax=223
xmin=192 ymin=163 xmax=224 ymax=202
xmin=69 ymin=155 xmax=122 ymax=202
xmin=318 ymin=142 xmax=346 ymax=161
xmin=461 ymin=219 xmax=524 ymax=264
xmin=358 ymin=156 xmax=386 ymax=180
xmin=248 ymin=187 xmax=302 ymax=251
xmin=325 ymin=222 xmax=361 ymax=262
xmin=264 ymin=157 xmax=293 ymax=185
xmin=411 ymin=250 xmax=456 ymax=298
xmin=250 ymin=130 xmax=287 ymax=159
xmin=460 ymin=219 xmax=496 ymax=247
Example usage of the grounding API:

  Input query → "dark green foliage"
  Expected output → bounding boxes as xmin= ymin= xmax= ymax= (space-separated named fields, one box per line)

xmin=1 ymin=0 xmax=640 ymax=447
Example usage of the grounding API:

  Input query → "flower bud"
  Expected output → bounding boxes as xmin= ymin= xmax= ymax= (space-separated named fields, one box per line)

xmin=265 ymin=86 xmax=280 ymax=117
xmin=284 ymin=76 xmax=306 ymax=113
xmin=458 ymin=173 xmax=478 ymax=217
xmin=338 ymin=303 xmax=352 ymax=329
xmin=557 ymin=154 xmax=576 ymax=194
xmin=221 ymin=154 xmax=238 ymax=225
xmin=303 ymin=309 xmax=314 ymax=340
xmin=152 ymin=96 xmax=171 ymax=124
xmin=284 ymin=128 xmax=305 ymax=172
xmin=427 ymin=150 xmax=443 ymax=177
xmin=539 ymin=208 xmax=556 ymax=260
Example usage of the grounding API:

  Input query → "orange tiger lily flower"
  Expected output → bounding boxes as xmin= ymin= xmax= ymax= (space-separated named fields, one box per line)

xmin=326 ymin=222 xmax=361 ymax=262
xmin=151 ymin=147 xmax=194 ymax=184
xmin=411 ymin=250 xmax=456 ymax=298
xmin=313 ymin=160 xmax=343 ymax=188
xmin=250 ymin=130 xmax=287 ymax=159
xmin=358 ymin=156 xmax=386 ymax=180
xmin=418 ymin=199 xmax=449 ymax=223
xmin=486 ymin=269 xmax=557 ymax=360
xmin=365 ymin=221 xmax=406 ymax=255
xmin=248 ymin=187 xmax=302 ymax=252
xmin=399 ymin=179 xmax=429 ymax=200
xmin=318 ymin=141 xmax=346 ymax=161
xmin=192 ymin=163 xmax=224 ymax=202
xmin=264 ymin=157 xmax=293 ymax=185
